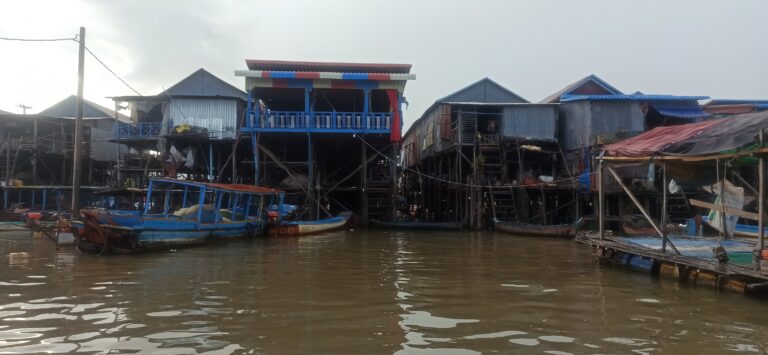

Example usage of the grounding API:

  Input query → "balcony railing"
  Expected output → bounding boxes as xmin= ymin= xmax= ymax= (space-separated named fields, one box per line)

xmin=245 ymin=111 xmax=392 ymax=133
xmin=116 ymin=122 xmax=164 ymax=139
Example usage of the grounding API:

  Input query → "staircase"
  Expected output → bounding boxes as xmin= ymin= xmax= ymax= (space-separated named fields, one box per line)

xmin=490 ymin=188 xmax=518 ymax=221
xmin=668 ymin=189 xmax=693 ymax=224
xmin=461 ymin=117 xmax=476 ymax=144
xmin=480 ymin=138 xmax=502 ymax=183
xmin=365 ymin=144 xmax=394 ymax=222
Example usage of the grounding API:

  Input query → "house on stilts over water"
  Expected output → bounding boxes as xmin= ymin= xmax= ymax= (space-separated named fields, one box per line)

xmin=235 ymin=60 xmax=414 ymax=224
xmin=400 ymin=78 xmax=569 ymax=229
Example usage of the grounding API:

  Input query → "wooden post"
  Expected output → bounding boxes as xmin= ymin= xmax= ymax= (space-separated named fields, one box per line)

xmin=32 ymin=115 xmax=37 ymax=185
xmin=718 ymin=159 xmax=728 ymax=239
xmin=71 ymin=26 xmax=85 ymax=212
xmin=759 ymin=129 xmax=765 ymax=252
xmin=661 ymin=161 xmax=668 ymax=253
xmin=598 ymin=159 xmax=605 ymax=240
xmin=361 ymin=139 xmax=368 ymax=224
xmin=4 ymin=131 xmax=9 ymax=184
xmin=391 ymin=142 xmax=398 ymax=221
xmin=114 ymin=101 xmax=121 ymax=187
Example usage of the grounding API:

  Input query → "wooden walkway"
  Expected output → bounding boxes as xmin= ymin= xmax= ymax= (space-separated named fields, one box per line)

xmin=582 ymin=236 xmax=768 ymax=295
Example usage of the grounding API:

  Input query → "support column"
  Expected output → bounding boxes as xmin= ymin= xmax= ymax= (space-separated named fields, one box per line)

xmin=114 ymin=101 xmax=121 ymax=187
xmin=308 ymin=134 xmax=315 ymax=220
xmin=759 ymin=130 xmax=765 ymax=254
xmin=361 ymin=140 xmax=368 ymax=225
xmin=598 ymin=159 xmax=605 ymax=240
xmin=661 ymin=161 xmax=668 ymax=252
xmin=71 ymin=26 xmax=85 ymax=212
xmin=32 ymin=115 xmax=38 ymax=185
xmin=208 ymin=143 xmax=214 ymax=181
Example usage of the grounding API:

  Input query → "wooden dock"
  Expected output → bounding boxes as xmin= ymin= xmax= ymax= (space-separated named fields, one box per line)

xmin=582 ymin=236 xmax=768 ymax=296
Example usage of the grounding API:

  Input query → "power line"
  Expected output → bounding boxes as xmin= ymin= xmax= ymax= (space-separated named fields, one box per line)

xmin=0 ymin=36 xmax=75 ymax=42
xmin=83 ymin=45 xmax=142 ymax=96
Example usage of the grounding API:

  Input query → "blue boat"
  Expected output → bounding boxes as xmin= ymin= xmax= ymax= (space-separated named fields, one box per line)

xmin=72 ymin=178 xmax=285 ymax=253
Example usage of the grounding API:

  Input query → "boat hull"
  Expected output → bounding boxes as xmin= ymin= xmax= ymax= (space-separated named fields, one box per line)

xmin=270 ymin=212 xmax=351 ymax=236
xmin=74 ymin=209 xmax=266 ymax=254
xmin=494 ymin=218 xmax=583 ymax=238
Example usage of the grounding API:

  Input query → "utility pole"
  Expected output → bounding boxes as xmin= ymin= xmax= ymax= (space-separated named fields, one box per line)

xmin=71 ymin=27 xmax=85 ymax=212
xmin=18 ymin=104 xmax=37 ymax=184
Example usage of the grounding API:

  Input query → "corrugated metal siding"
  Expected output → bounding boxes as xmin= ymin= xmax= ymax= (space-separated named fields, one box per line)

xmin=501 ymin=106 xmax=557 ymax=141
xmin=591 ymin=101 xmax=644 ymax=139
xmin=165 ymin=98 xmax=238 ymax=139
xmin=88 ymin=120 xmax=127 ymax=162
xmin=560 ymin=101 xmax=592 ymax=151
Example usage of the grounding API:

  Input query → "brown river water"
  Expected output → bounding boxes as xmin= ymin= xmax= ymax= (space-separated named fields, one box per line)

xmin=1 ymin=229 xmax=767 ymax=354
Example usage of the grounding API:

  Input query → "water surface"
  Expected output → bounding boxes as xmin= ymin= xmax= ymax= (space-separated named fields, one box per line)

xmin=1 ymin=230 xmax=767 ymax=354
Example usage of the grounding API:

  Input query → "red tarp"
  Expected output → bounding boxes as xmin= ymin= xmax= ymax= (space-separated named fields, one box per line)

xmin=387 ymin=89 xmax=402 ymax=143
xmin=604 ymin=119 xmax=724 ymax=157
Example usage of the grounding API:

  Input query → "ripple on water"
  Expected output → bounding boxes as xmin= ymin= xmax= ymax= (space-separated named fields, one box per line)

xmin=501 ymin=283 xmax=529 ymax=288
xmin=509 ymin=338 xmax=540 ymax=346
xmin=147 ymin=310 xmax=184 ymax=317
xmin=539 ymin=335 xmax=575 ymax=343
xmin=464 ymin=330 xmax=527 ymax=339
xmin=603 ymin=337 xmax=657 ymax=347
xmin=401 ymin=311 xmax=479 ymax=329
xmin=636 ymin=298 xmax=661 ymax=303
xmin=0 ymin=282 xmax=45 ymax=287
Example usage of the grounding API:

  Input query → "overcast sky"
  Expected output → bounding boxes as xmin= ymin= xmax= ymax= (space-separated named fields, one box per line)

xmin=1 ymin=0 xmax=766 ymax=128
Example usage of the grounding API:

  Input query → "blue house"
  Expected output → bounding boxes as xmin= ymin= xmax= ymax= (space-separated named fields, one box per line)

xmin=235 ymin=59 xmax=414 ymax=222
xmin=112 ymin=68 xmax=247 ymax=187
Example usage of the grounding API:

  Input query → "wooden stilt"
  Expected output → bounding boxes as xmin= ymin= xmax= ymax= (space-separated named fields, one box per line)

xmin=759 ymin=129 xmax=765 ymax=253
xmin=598 ymin=159 xmax=605 ymax=240
xmin=662 ymin=161 xmax=668 ymax=253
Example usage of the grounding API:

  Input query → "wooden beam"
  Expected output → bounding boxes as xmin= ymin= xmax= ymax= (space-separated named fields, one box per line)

xmin=688 ymin=201 xmax=761 ymax=222
xmin=759 ymin=129 xmax=765 ymax=251
xmin=605 ymin=164 xmax=680 ymax=254
xmin=257 ymin=142 xmax=331 ymax=217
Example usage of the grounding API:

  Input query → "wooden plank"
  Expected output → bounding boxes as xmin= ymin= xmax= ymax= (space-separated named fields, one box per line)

xmin=688 ymin=198 xmax=760 ymax=221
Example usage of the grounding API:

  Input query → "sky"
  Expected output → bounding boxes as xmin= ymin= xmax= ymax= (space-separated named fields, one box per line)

xmin=1 ymin=0 xmax=766 ymax=129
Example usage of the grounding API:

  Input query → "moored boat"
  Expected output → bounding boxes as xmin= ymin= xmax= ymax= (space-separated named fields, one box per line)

xmin=370 ymin=219 xmax=463 ymax=230
xmin=269 ymin=211 xmax=352 ymax=236
xmin=494 ymin=218 xmax=583 ymax=238
xmin=72 ymin=178 xmax=284 ymax=254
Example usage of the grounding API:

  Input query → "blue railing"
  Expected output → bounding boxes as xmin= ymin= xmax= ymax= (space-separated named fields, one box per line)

xmin=116 ymin=122 xmax=164 ymax=139
xmin=245 ymin=111 xmax=392 ymax=133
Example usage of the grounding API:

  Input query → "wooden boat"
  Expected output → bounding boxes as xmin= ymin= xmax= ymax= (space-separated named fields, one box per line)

xmin=269 ymin=212 xmax=352 ymax=236
xmin=494 ymin=218 xmax=583 ymax=238
xmin=72 ymin=178 xmax=284 ymax=254
xmin=370 ymin=219 xmax=463 ymax=230
xmin=622 ymin=223 xmax=657 ymax=236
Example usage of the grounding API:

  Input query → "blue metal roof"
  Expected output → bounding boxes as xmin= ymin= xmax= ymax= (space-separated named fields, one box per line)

xmin=560 ymin=94 xmax=709 ymax=102
xmin=651 ymin=102 xmax=710 ymax=119
xmin=706 ymin=99 xmax=768 ymax=106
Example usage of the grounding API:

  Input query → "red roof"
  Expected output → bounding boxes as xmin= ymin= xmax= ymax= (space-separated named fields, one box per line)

xmin=245 ymin=59 xmax=412 ymax=74
xmin=604 ymin=119 xmax=724 ymax=157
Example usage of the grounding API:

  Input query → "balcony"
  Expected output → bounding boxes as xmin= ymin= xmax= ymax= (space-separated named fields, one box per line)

xmin=116 ymin=122 xmax=164 ymax=140
xmin=242 ymin=111 xmax=392 ymax=133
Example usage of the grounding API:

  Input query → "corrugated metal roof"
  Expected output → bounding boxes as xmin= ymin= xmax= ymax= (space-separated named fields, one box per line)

xmin=437 ymin=78 xmax=528 ymax=104
xmin=604 ymin=119 xmax=723 ymax=157
xmin=539 ymin=74 xmax=623 ymax=103
xmin=560 ymin=94 xmax=709 ymax=102
xmin=164 ymin=68 xmax=247 ymax=100
xmin=651 ymin=102 xmax=710 ymax=119
xmin=705 ymin=99 xmax=768 ymax=106
xmin=245 ymin=59 xmax=412 ymax=74
xmin=38 ymin=95 xmax=131 ymax=122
